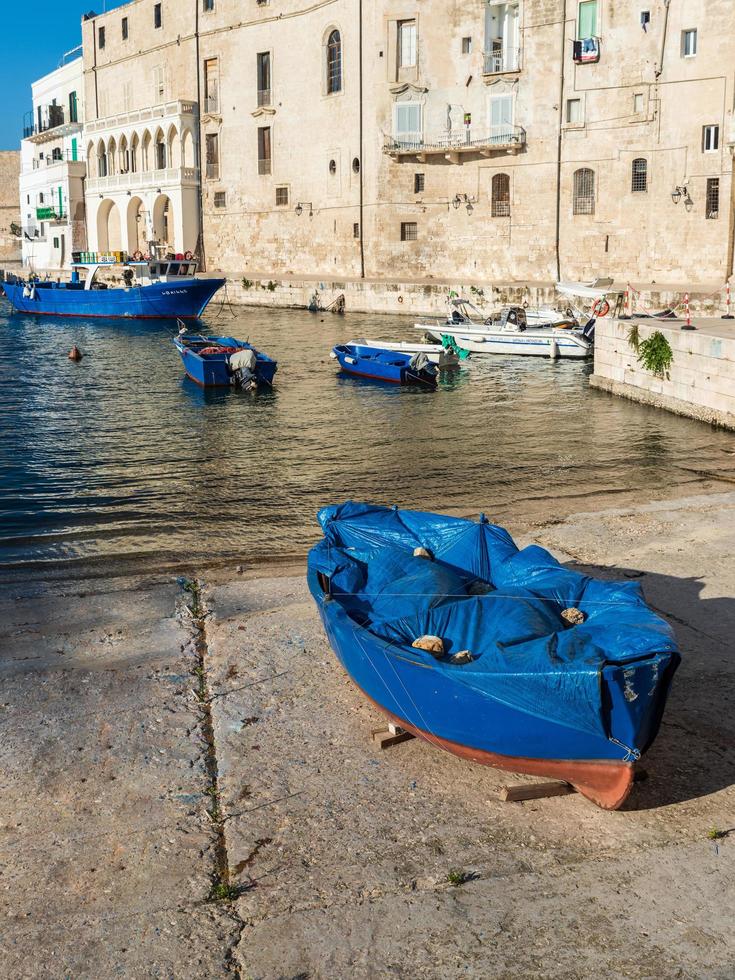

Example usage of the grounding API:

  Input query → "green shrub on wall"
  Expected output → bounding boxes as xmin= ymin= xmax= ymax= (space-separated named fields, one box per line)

xmin=634 ymin=329 xmax=674 ymax=379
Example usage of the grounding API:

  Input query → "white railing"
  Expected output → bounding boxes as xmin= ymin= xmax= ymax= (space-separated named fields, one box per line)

xmin=483 ymin=46 xmax=521 ymax=73
xmin=385 ymin=125 xmax=526 ymax=154
xmin=86 ymin=166 xmax=199 ymax=194
xmin=85 ymin=100 xmax=199 ymax=135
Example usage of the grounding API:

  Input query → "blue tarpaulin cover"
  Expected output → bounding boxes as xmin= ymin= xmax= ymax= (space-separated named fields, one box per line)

xmin=308 ymin=502 xmax=679 ymax=740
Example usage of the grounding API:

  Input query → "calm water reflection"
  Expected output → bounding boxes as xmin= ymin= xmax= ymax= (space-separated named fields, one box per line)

xmin=1 ymin=298 xmax=733 ymax=579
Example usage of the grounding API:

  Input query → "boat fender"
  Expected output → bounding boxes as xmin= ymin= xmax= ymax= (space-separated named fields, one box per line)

xmin=413 ymin=547 xmax=433 ymax=560
xmin=450 ymin=650 xmax=474 ymax=665
xmin=412 ymin=635 xmax=445 ymax=657
xmin=344 ymin=355 xmax=356 ymax=364
xmin=329 ymin=350 xmax=338 ymax=359
xmin=23 ymin=285 xmax=31 ymax=298
xmin=561 ymin=607 xmax=585 ymax=626
xmin=592 ymin=298 xmax=610 ymax=318
xmin=68 ymin=346 xmax=83 ymax=362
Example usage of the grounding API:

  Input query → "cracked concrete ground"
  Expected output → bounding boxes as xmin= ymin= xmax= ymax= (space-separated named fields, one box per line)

xmin=2 ymin=491 xmax=734 ymax=978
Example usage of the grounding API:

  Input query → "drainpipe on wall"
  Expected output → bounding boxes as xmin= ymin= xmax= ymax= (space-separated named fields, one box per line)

xmin=554 ymin=0 xmax=568 ymax=282
xmin=194 ymin=0 xmax=207 ymax=272
xmin=358 ymin=0 xmax=365 ymax=279
xmin=92 ymin=17 xmax=99 ymax=119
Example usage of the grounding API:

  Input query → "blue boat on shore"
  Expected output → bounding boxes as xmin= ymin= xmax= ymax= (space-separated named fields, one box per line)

xmin=307 ymin=502 xmax=680 ymax=809
xmin=1 ymin=259 xmax=224 ymax=320
xmin=331 ymin=343 xmax=438 ymax=388
xmin=174 ymin=332 xmax=278 ymax=389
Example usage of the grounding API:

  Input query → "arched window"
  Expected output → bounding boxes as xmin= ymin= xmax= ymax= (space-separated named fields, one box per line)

xmin=491 ymin=173 xmax=510 ymax=217
xmin=326 ymin=30 xmax=342 ymax=94
xmin=631 ymin=157 xmax=647 ymax=193
xmin=573 ymin=167 xmax=595 ymax=214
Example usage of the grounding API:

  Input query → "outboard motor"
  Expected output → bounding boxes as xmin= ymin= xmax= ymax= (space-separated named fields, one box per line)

xmin=229 ymin=348 xmax=259 ymax=391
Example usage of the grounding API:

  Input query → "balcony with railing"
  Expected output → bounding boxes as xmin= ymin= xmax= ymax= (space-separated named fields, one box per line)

xmin=384 ymin=125 xmax=526 ymax=161
xmin=86 ymin=166 xmax=200 ymax=195
xmin=85 ymin=100 xmax=198 ymax=136
xmin=483 ymin=45 xmax=521 ymax=74
xmin=22 ymin=150 xmax=87 ymax=175
xmin=23 ymin=104 xmax=83 ymax=143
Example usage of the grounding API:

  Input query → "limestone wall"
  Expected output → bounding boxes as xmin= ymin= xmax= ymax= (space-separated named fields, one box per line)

xmin=0 ymin=152 xmax=21 ymax=261
xmin=590 ymin=316 xmax=735 ymax=430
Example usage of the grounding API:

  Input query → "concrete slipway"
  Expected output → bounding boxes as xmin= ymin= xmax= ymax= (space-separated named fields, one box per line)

xmin=2 ymin=486 xmax=735 ymax=979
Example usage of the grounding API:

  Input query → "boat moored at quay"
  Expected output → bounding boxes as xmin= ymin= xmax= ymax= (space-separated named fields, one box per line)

xmin=1 ymin=259 xmax=225 ymax=320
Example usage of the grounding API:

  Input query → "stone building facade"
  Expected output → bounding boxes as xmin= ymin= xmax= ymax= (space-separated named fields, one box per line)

xmin=73 ymin=0 xmax=735 ymax=285
xmin=0 ymin=152 xmax=21 ymax=262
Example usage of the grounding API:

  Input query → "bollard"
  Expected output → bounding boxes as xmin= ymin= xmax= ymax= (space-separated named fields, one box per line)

xmin=681 ymin=292 xmax=696 ymax=331
xmin=723 ymin=280 xmax=734 ymax=320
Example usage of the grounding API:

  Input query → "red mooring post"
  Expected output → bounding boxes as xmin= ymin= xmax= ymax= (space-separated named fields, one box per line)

xmin=723 ymin=280 xmax=734 ymax=320
xmin=681 ymin=291 xmax=696 ymax=331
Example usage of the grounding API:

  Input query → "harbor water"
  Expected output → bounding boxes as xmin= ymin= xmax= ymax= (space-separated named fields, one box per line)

xmin=1 ymin=299 xmax=734 ymax=581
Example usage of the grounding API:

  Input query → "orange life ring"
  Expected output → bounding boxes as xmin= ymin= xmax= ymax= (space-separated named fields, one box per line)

xmin=184 ymin=251 xmax=194 ymax=261
xmin=592 ymin=298 xmax=610 ymax=317
xmin=132 ymin=250 xmax=144 ymax=262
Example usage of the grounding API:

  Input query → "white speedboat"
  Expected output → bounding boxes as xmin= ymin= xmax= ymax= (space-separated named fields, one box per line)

xmin=351 ymin=338 xmax=461 ymax=367
xmin=416 ymin=299 xmax=593 ymax=359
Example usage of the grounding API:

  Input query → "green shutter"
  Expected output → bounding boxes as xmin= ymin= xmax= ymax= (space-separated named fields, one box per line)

xmin=71 ymin=137 xmax=78 ymax=162
xmin=578 ymin=0 xmax=598 ymax=38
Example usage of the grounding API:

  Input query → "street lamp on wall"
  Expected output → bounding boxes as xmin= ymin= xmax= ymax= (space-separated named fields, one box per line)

xmin=452 ymin=192 xmax=477 ymax=213
xmin=295 ymin=202 xmax=314 ymax=217
xmin=671 ymin=185 xmax=686 ymax=204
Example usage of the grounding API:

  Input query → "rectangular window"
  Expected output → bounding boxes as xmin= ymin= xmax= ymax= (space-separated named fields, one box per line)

xmin=633 ymin=93 xmax=644 ymax=113
xmin=706 ymin=178 xmax=719 ymax=219
xmin=640 ymin=10 xmax=650 ymax=29
xmin=203 ymin=0 xmax=215 ymax=10
xmin=204 ymin=59 xmax=219 ymax=113
xmin=258 ymin=126 xmax=272 ymax=175
xmin=702 ymin=125 xmax=719 ymax=152
xmin=275 ymin=186 xmax=289 ymax=206
xmin=577 ymin=0 xmax=598 ymax=38
xmin=98 ymin=26 xmax=105 ymax=49
xmin=462 ymin=37 xmax=472 ymax=54
xmin=400 ymin=221 xmax=418 ymax=242
xmin=153 ymin=65 xmax=166 ymax=101
xmin=154 ymin=3 xmax=162 ymax=29
xmin=53 ymin=237 xmax=60 ymax=249
xmin=257 ymin=52 xmax=272 ymax=106
xmin=566 ymin=98 xmax=582 ymax=123
xmin=414 ymin=172 xmax=425 ymax=193
xmin=398 ymin=20 xmax=417 ymax=68
xmin=490 ymin=93 xmax=514 ymax=140
xmin=394 ymin=103 xmax=422 ymax=143
xmin=214 ymin=191 xmax=226 ymax=208
xmin=122 ymin=16 xmax=128 ymax=40
xmin=681 ymin=29 xmax=697 ymax=57
xmin=205 ymin=133 xmax=219 ymax=179
xmin=353 ymin=222 xmax=360 ymax=238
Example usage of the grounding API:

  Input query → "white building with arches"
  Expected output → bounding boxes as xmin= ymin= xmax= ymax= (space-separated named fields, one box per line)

xmin=84 ymin=101 xmax=200 ymax=258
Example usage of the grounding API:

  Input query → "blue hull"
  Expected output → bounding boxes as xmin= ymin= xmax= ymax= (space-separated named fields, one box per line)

xmin=174 ymin=335 xmax=278 ymax=388
xmin=307 ymin=503 xmax=680 ymax=808
xmin=1 ymin=278 xmax=225 ymax=320
xmin=332 ymin=344 xmax=437 ymax=388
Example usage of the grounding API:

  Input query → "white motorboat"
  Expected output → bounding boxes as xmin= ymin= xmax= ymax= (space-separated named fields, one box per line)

xmin=416 ymin=299 xmax=594 ymax=359
xmin=351 ymin=338 xmax=461 ymax=367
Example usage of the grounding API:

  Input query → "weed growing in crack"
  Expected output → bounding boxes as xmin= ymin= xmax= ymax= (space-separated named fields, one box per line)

xmin=447 ymin=868 xmax=475 ymax=887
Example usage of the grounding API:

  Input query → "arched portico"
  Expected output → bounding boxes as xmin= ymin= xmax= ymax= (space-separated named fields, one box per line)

xmin=97 ymin=199 xmax=122 ymax=251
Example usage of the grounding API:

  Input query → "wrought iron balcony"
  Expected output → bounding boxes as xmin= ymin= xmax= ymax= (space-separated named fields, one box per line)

xmin=483 ymin=45 xmax=521 ymax=74
xmin=23 ymin=105 xmax=82 ymax=143
xmin=384 ymin=125 xmax=526 ymax=161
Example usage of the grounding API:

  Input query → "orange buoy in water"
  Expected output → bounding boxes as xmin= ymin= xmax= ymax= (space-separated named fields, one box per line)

xmin=68 ymin=346 xmax=83 ymax=362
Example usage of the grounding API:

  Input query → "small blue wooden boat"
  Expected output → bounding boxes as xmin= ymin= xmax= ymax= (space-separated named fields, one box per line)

xmin=1 ymin=259 xmax=224 ymax=320
xmin=173 ymin=332 xmax=277 ymax=389
xmin=331 ymin=343 xmax=437 ymax=388
xmin=307 ymin=502 xmax=680 ymax=809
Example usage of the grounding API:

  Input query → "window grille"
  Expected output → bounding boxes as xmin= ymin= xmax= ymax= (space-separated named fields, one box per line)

xmin=573 ymin=168 xmax=595 ymax=214
xmin=631 ymin=158 xmax=647 ymax=193
xmin=400 ymin=222 xmax=418 ymax=241
xmin=275 ymin=186 xmax=289 ymax=206
xmin=353 ymin=222 xmax=360 ymax=238
xmin=214 ymin=192 xmax=226 ymax=208
xmin=706 ymin=178 xmax=719 ymax=219
xmin=414 ymin=172 xmax=425 ymax=193
xmin=327 ymin=30 xmax=342 ymax=94
xmin=491 ymin=173 xmax=510 ymax=217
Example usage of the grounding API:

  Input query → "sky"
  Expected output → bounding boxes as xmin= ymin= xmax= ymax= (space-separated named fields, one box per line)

xmin=0 ymin=0 xmax=129 ymax=150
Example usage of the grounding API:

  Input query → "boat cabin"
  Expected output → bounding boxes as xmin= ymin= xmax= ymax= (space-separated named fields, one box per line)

xmin=68 ymin=260 xmax=198 ymax=291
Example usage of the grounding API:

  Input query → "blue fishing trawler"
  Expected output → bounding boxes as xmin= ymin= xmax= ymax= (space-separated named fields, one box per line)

xmin=1 ymin=259 xmax=224 ymax=320
xmin=330 ymin=343 xmax=438 ymax=388
xmin=174 ymin=331 xmax=278 ymax=389
xmin=307 ymin=502 xmax=680 ymax=809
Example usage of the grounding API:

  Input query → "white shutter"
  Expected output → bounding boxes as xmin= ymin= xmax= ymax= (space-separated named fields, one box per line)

xmin=490 ymin=94 xmax=513 ymax=141
xmin=394 ymin=103 xmax=422 ymax=143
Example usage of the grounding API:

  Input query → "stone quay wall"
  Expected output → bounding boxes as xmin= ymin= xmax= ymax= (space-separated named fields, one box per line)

xmin=590 ymin=316 xmax=735 ymax=431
